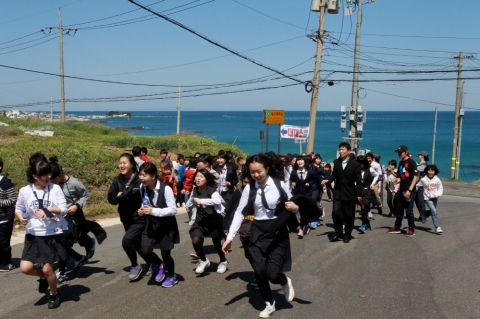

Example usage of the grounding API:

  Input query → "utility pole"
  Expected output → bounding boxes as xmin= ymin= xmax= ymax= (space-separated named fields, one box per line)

xmin=306 ymin=0 xmax=327 ymax=153
xmin=42 ymin=9 xmax=77 ymax=123
xmin=176 ymin=83 xmax=181 ymax=134
xmin=348 ymin=0 xmax=363 ymax=153
xmin=432 ymin=108 xmax=437 ymax=164
xmin=451 ymin=52 xmax=473 ymax=179
xmin=50 ymin=97 xmax=53 ymax=122
xmin=455 ymin=81 xmax=465 ymax=180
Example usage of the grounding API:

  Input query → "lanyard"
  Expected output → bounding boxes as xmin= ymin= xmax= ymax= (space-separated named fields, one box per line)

xmin=31 ymin=184 xmax=50 ymax=209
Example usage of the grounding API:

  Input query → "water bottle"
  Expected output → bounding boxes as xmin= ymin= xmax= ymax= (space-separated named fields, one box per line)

xmin=402 ymin=192 xmax=411 ymax=202
xmin=142 ymin=191 xmax=151 ymax=207
xmin=21 ymin=208 xmax=29 ymax=220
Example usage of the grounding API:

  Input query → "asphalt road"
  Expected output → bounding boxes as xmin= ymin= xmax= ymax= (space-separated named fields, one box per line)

xmin=1 ymin=182 xmax=479 ymax=319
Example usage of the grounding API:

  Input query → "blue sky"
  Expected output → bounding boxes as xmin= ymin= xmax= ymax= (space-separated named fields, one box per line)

xmin=0 ymin=0 xmax=479 ymax=113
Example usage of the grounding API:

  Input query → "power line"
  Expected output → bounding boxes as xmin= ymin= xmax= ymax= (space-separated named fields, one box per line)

xmin=328 ymin=31 xmax=480 ymax=40
xmin=0 ymin=36 xmax=58 ymax=56
xmin=128 ymin=0 xmax=305 ymax=84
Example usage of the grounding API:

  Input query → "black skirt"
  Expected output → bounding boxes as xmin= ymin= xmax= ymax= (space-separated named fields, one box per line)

xmin=189 ymin=213 xmax=224 ymax=240
xmin=248 ymin=219 xmax=292 ymax=273
xmin=22 ymin=234 xmax=68 ymax=263
xmin=143 ymin=215 xmax=180 ymax=250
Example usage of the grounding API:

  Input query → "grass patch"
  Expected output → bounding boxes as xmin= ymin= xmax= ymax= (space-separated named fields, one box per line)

xmin=0 ymin=117 xmax=246 ymax=217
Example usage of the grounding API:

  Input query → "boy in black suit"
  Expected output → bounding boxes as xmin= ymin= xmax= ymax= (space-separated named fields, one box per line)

xmin=322 ymin=142 xmax=362 ymax=243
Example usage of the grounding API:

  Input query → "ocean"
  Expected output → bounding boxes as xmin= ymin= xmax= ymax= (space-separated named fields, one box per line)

xmin=73 ymin=110 xmax=479 ymax=182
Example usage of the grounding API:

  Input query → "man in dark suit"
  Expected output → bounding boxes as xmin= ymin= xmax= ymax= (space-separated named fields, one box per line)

xmin=322 ymin=142 xmax=362 ymax=243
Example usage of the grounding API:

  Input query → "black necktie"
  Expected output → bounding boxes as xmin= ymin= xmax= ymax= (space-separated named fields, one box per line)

xmin=259 ymin=186 xmax=270 ymax=210
xmin=299 ymin=171 xmax=304 ymax=181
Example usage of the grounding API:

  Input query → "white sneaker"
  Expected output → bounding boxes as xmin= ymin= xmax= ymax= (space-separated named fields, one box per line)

xmin=435 ymin=227 xmax=443 ymax=233
xmin=281 ymin=277 xmax=295 ymax=302
xmin=259 ymin=300 xmax=276 ymax=318
xmin=421 ymin=215 xmax=427 ymax=224
xmin=217 ymin=260 xmax=228 ymax=274
xmin=188 ymin=220 xmax=195 ymax=226
xmin=195 ymin=258 xmax=210 ymax=274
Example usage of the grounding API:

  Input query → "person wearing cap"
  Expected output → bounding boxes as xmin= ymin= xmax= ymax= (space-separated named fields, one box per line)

xmin=415 ymin=151 xmax=429 ymax=223
xmin=387 ymin=145 xmax=418 ymax=237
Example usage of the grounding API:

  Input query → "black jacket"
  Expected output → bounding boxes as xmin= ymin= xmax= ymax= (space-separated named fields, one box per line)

xmin=218 ymin=164 xmax=239 ymax=192
xmin=327 ymin=157 xmax=363 ymax=201
xmin=289 ymin=169 xmax=316 ymax=196
xmin=108 ymin=173 xmax=144 ymax=225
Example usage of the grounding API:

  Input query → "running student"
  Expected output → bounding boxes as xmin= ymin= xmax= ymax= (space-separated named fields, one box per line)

xmin=186 ymin=169 xmax=228 ymax=274
xmin=0 ymin=157 xmax=17 ymax=272
xmin=16 ymin=153 xmax=68 ymax=309
xmin=418 ymin=164 xmax=443 ymax=233
xmin=223 ymin=154 xmax=297 ymax=318
xmin=385 ymin=160 xmax=400 ymax=217
xmin=138 ymin=162 xmax=180 ymax=287
xmin=175 ymin=154 xmax=186 ymax=208
xmin=356 ymin=156 xmax=375 ymax=233
xmin=183 ymin=157 xmax=197 ymax=225
xmin=108 ymin=153 xmax=148 ymax=281
xmin=49 ymin=157 xmax=107 ymax=283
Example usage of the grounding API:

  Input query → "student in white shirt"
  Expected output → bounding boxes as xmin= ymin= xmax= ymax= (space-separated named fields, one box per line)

xmin=418 ymin=165 xmax=443 ymax=233
xmin=222 ymin=154 xmax=299 ymax=318
xmin=15 ymin=153 xmax=68 ymax=309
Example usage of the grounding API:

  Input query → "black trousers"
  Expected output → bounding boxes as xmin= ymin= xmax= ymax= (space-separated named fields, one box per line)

xmin=0 ymin=213 xmax=14 ymax=265
xmin=415 ymin=187 xmax=425 ymax=217
xmin=332 ymin=199 xmax=356 ymax=237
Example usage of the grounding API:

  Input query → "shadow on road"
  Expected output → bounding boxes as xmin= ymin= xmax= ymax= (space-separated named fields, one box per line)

xmin=34 ymin=284 xmax=91 ymax=306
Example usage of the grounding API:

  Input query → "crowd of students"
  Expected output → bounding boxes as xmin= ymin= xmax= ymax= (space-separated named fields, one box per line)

xmin=0 ymin=143 xmax=444 ymax=316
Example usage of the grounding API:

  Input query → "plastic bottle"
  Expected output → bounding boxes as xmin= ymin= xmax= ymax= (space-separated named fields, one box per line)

xmin=21 ymin=208 xmax=29 ymax=220
xmin=142 ymin=190 xmax=151 ymax=207
xmin=402 ymin=191 xmax=411 ymax=202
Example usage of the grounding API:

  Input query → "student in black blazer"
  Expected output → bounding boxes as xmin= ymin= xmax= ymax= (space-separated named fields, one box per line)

xmin=322 ymin=142 xmax=362 ymax=243
xmin=216 ymin=155 xmax=239 ymax=206
xmin=356 ymin=156 xmax=376 ymax=233
xmin=289 ymin=156 xmax=316 ymax=197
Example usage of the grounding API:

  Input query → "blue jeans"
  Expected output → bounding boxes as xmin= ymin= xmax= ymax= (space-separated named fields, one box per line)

xmin=424 ymin=198 xmax=439 ymax=228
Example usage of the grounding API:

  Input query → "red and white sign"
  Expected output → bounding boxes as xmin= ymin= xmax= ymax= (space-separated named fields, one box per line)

xmin=280 ymin=125 xmax=309 ymax=139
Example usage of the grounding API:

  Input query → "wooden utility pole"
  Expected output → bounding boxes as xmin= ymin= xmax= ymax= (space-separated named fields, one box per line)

xmin=306 ymin=0 xmax=327 ymax=153
xmin=176 ymin=83 xmax=181 ymax=134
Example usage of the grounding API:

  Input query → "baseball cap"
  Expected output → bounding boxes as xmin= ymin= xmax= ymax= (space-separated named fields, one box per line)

xmin=394 ymin=145 xmax=408 ymax=153
xmin=417 ymin=151 xmax=429 ymax=157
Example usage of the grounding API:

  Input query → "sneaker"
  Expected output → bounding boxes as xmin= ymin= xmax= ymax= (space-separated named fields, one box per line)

xmin=358 ymin=225 xmax=366 ymax=233
xmin=435 ymin=227 xmax=443 ymax=233
xmin=365 ymin=223 xmax=372 ymax=231
xmin=72 ymin=255 xmax=88 ymax=273
xmin=421 ymin=215 xmax=427 ymax=224
xmin=195 ymin=259 xmax=210 ymax=274
xmin=248 ymin=279 xmax=258 ymax=287
xmin=129 ymin=264 xmax=142 ymax=281
xmin=190 ymin=252 xmax=200 ymax=259
xmin=38 ymin=277 xmax=49 ymax=293
xmin=162 ymin=274 xmax=178 ymax=288
xmin=86 ymin=238 xmax=96 ymax=260
xmin=406 ymin=229 xmax=415 ymax=237
xmin=188 ymin=220 xmax=195 ymax=226
xmin=387 ymin=226 xmax=401 ymax=234
xmin=145 ymin=263 xmax=154 ymax=277
xmin=368 ymin=212 xmax=374 ymax=220
xmin=48 ymin=293 xmax=60 ymax=309
xmin=176 ymin=203 xmax=181 ymax=208
xmin=155 ymin=265 xmax=165 ymax=282
xmin=217 ymin=260 xmax=229 ymax=274
xmin=56 ymin=272 xmax=67 ymax=284
xmin=182 ymin=202 xmax=186 ymax=207
xmin=297 ymin=229 xmax=304 ymax=239
xmin=0 ymin=263 xmax=14 ymax=272
xmin=259 ymin=300 xmax=276 ymax=318
xmin=310 ymin=221 xmax=319 ymax=229
xmin=281 ymin=277 xmax=295 ymax=302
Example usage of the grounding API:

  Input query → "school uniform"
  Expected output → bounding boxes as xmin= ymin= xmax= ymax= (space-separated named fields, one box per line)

xmin=15 ymin=183 xmax=68 ymax=263
xmin=140 ymin=181 xmax=180 ymax=250
xmin=218 ymin=165 xmax=239 ymax=206
xmin=0 ymin=175 xmax=16 ymax=266
xmin=187 ymin=186 xmax=225 ymax=240
xmin=228 ymin=177 xmax=294 ymax=273
xmin=289 ymin=169 xmax=316 ymax=196
xmin=359 ymin=168 xmax=374 ymax=225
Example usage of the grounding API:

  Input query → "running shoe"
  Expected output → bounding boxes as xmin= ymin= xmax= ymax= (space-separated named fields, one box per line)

xmin=406 ymin=229 xmax=416 ymax=237
xmin=155 ymin=265 xmax=165 ymax=282
xmin=435 ymin=227 xmax=443 ymax=233
xmin=48 ymin=293 xmax=60 ymax=309
xmin=358 ymin=224 xmax=366 ymax=233
xmin=56 ymin=272 xmax=67 ymax=284
xmin=368 ymin=212 xmax=374 ymax=220
xmin=297 ymin=229 xmax=304 ymax=239
xmin=281 ymin=277 xmax=295 ymax=302
xmin=387 ymin=226 xmax=401 ymax=234
xmin=421 ymin=215 xmax=427 ymax=224
xmin=145 ymin=263 xmax=154 ymax=277
xmin=72 ymin=255 xmax=88 ymax=273
xmin=129 ymin=265 xmax=142 ymax=281
xmin=190 ymin=252 xmax=200 ymax=259
xmin=162 ymin=274 xmax=178 ymax=288
xmin=217 ymin=260 xmax=229 ymax=274
xmin=365 ymin=223 xmax=372 ymax=231
xmin=0 ymin=264 xmax=14 ymax=272
xmin=86 ymin=238 xmax=96 ymax=260
xmin=259 ymin=300 xmax=276 ymax=318
xmin=195 ymin=259 xmax=210 ymax=274
xmin=38 ymin=277 xmax=49 ymax=293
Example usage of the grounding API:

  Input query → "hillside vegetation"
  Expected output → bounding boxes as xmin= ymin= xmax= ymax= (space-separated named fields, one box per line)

xmin=0 ymin=117 xmax=245 ymax=217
